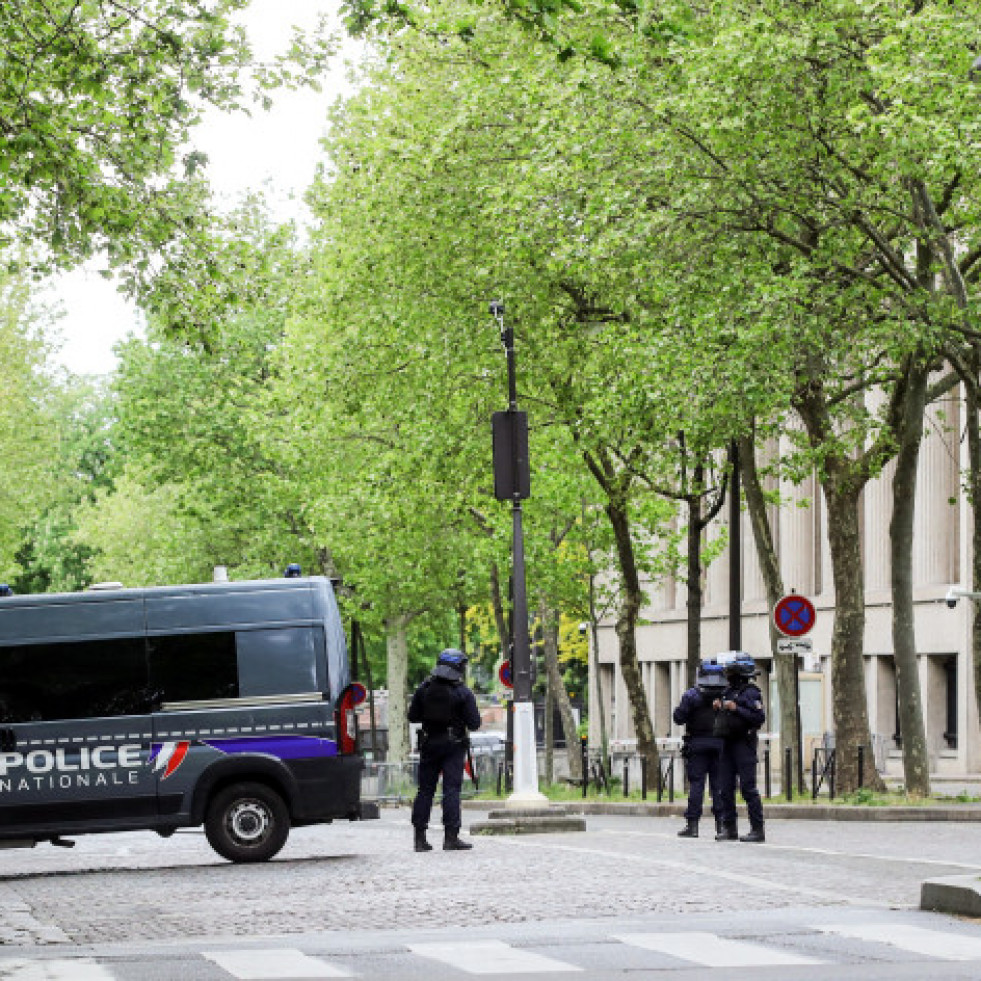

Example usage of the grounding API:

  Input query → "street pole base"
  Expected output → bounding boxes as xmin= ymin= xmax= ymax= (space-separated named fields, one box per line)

xmin=505 ymin=790 xmax=550 ymax=809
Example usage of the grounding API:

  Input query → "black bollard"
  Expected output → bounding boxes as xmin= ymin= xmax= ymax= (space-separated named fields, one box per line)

xmin=857 ymin=745 xmax=864 ymax=789
xmin=764 ymin=748 xmax=771 ymax=799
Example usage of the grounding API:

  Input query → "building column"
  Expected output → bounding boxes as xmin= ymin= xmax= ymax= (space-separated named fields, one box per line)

xmin=779 ymin=451 xmax=817 ymax=596
xmin=913 ymin=397 xmax=960 ymax=585
xmin=864 ymin=461 xmax=894 ymax=595
xmin=705 ymin=513 xmax=729 ymax=611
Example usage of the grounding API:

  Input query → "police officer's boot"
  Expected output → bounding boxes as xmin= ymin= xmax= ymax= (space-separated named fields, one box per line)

xmin=715 ymin=815 xmax=725 ymax=837
xmin=715 ymin=821 xmax=738 ymax=841
xmin=677 ymin=819 xmax=698 ymax=838
xmin=413 ymin=827 xmax=433 ymax=852
xmin=740 ymin=824 xmax=765 ymax=843
xmin=443 ymin=829 xmax=473 ymax=851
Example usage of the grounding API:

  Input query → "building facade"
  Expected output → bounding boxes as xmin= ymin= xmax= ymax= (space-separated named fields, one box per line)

xmin=589 ymin=394 xmax=979 ymax=779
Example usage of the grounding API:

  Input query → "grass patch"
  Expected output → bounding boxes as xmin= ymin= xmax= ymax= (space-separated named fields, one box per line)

xmin=469 ymin=784 xmax=981 ymax=807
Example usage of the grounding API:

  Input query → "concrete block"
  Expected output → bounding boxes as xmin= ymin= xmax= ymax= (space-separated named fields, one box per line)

xmin=921 ymin=875 xmax=981 ymax=916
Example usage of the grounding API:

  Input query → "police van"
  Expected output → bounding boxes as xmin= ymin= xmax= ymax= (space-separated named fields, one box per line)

xmin=0 ymin=575 xmax=374 ymax=862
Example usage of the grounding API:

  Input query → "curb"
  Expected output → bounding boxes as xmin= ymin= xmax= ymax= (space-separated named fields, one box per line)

xmin=921 ymin=875 xmax=981 ymax=916
xmin=463 ymin=800 xmax=981 ymax=821
xmin=470 ymin=805 xmax=588 ymax=836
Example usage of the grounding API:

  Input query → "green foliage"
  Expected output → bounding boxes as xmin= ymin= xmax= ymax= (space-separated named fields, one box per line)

xmin=0 ymin=271 xmax=62 ymax=581
xmin=12 ymin=377 xmax=115 ymax=592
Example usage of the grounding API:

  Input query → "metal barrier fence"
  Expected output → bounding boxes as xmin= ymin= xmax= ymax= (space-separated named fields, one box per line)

xmin=361 ymin=754 xmax=497 ymax=804
xmin=361 ymin=742 xmax=875 ymax=804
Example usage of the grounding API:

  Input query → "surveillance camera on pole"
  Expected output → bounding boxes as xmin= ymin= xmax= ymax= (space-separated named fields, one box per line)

xmin=945 ymin=585 xmax=981 ymax=609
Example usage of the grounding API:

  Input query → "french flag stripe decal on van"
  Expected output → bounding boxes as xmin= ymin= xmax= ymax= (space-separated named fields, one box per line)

xmin=151 ymin=741 xmax=191 ymax=779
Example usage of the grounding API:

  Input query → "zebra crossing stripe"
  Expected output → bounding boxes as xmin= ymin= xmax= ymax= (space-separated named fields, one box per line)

xmin=613 ymin=931 xmax=823 ymax=967
xmin=0 ymin=960 xmax=115 ymax=980
xmin=408 ymin=940 xmax=582 ymax=974
xmin=202 ymin=948 xmax=355 ymax=978
xmin=816 ymin=923 xmax=981 ymax=961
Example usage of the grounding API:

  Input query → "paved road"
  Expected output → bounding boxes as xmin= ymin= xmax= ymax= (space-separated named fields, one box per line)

xmin=0 ymin=808 xmax=979 ymax=978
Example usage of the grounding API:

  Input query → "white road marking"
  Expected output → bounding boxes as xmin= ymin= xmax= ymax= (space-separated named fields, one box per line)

xmin=609 ymin=828 xmax=981 ymax=872
xmin=615 ymin=931 xmax=823 ymax=967
xmin=202 ymin=948 xmax=355 ymax=978
xmin=0 ymin=960 xmax=115 ymax=980
xmin=816 ymin=923 xmax=981 ymax=960
xmin=408 ymin=940 xmax=582 ymax=974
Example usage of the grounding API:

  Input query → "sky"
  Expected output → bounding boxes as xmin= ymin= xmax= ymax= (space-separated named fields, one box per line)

xmin=51 ymin=0 xmax=362 ymax=376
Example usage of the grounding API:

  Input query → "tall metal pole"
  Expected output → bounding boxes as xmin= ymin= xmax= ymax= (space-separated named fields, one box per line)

xmin=492 ymin=302 xmax=545 ymax=805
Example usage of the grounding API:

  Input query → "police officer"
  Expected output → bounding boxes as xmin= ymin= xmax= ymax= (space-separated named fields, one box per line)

xmin=713 ymin=653 xmax=766 ymax=843
xmin=408 ymin=649 xmax=481 ymax=852
xmin=672 ymin=660 xmax=726 ymax=838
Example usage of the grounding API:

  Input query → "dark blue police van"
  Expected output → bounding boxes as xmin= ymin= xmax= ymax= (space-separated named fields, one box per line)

xmin=0 ymin=575 xmax=374 ymax=862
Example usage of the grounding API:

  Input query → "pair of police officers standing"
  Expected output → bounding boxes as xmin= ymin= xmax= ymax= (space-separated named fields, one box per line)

xmin=673 ymin=653 xmax=766 ymax=843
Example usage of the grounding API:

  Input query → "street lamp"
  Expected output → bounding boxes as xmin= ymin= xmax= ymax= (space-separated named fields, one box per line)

xmin=490 ymin=300 xmax=546 ymax=806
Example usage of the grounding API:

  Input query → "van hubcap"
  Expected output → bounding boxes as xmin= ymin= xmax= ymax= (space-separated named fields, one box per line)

xmin=228 ymin=801 xmax=270 ymax=843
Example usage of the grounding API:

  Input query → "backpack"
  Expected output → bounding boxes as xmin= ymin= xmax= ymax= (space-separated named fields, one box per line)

xmin=421 ymin=678 xmax=455 ymax=729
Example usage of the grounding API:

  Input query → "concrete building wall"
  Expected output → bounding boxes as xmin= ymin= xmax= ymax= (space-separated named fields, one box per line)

xmin=590 ymin=391 xmax=978 ymax=778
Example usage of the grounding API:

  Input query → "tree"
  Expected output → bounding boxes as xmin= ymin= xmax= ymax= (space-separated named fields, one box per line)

xmin=13 ymin=377 xmax=115 ymax=592
xmin=0 ymin=1 xmax=256 ymax=271
xmin=0 ymin=270 xmax=62 ymax=581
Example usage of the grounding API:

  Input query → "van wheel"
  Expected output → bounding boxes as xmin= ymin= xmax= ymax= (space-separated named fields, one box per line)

xmin=205 ymin=782 xmax=290 ymax=863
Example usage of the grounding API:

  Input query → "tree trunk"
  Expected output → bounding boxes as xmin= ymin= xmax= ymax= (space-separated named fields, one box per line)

xmin=889 ymin=361 xmax=931 ymax=796
xmin=738 ymin=432 xmax=799 ymax=792
xmin=541 ymin=600 xmax=584 ymax=781
xmin=588 ymin=570 xmax=610 ymax=768
xmin=458 ymin=603 xmax=468 ymax=655
xmin=606 ymin=498 xmax=661 ymax=786
xmin=822 ymin=482 xmax=885 ymax=793
xmin=490 ymin=560 xmax=509 ymax=665
xmin=385 ymin=614 xmax=411 ymax=763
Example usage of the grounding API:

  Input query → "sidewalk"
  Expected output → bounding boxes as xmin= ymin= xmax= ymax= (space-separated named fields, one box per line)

xmin=463 ymin=798 xmax=981 ymax=821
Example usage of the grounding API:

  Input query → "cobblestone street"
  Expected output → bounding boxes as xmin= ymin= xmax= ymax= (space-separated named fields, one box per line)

xmin=0 ymin=808 xmax=979 ymax=948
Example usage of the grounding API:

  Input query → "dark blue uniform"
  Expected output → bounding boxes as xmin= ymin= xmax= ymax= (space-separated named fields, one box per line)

xmin=672 ymin=688 xmax=722 ymax=824
xmin=408 ymin=671 xmax=481 ymax=835
xmin=716 ymin=680 xmax=765 ymax=832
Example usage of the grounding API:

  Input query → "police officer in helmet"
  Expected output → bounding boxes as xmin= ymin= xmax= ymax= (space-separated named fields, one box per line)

xmin=713 ymin=653 xmax=766 ymax=843
xmin=408 ymin=649 xmax=481 ymax=852
xmin=673 ymin=659 xmax=726 ymax=838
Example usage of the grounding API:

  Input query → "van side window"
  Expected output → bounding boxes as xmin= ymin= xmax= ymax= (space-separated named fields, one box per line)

xmin=0 ymin=638 xmax=149 ymax=722
xmin=236 ymin=627 xmax=319 ymax=697
xmin=148 ymin=632 xmax=239 ymax=704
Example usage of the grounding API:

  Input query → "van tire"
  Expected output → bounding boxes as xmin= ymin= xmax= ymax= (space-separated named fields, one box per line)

xmin=205 ymin=782 xmax=290 ymax=863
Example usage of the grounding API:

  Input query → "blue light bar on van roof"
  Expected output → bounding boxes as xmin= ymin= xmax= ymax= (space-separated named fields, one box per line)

xmin=0 ymin=584 xmax=11 ymax=597
xmin=285 ymin=564 xmax=302 ymax=578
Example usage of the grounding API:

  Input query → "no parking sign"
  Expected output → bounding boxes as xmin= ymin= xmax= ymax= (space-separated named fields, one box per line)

xmin=773 ymin=594 xmax=816 ymax=638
